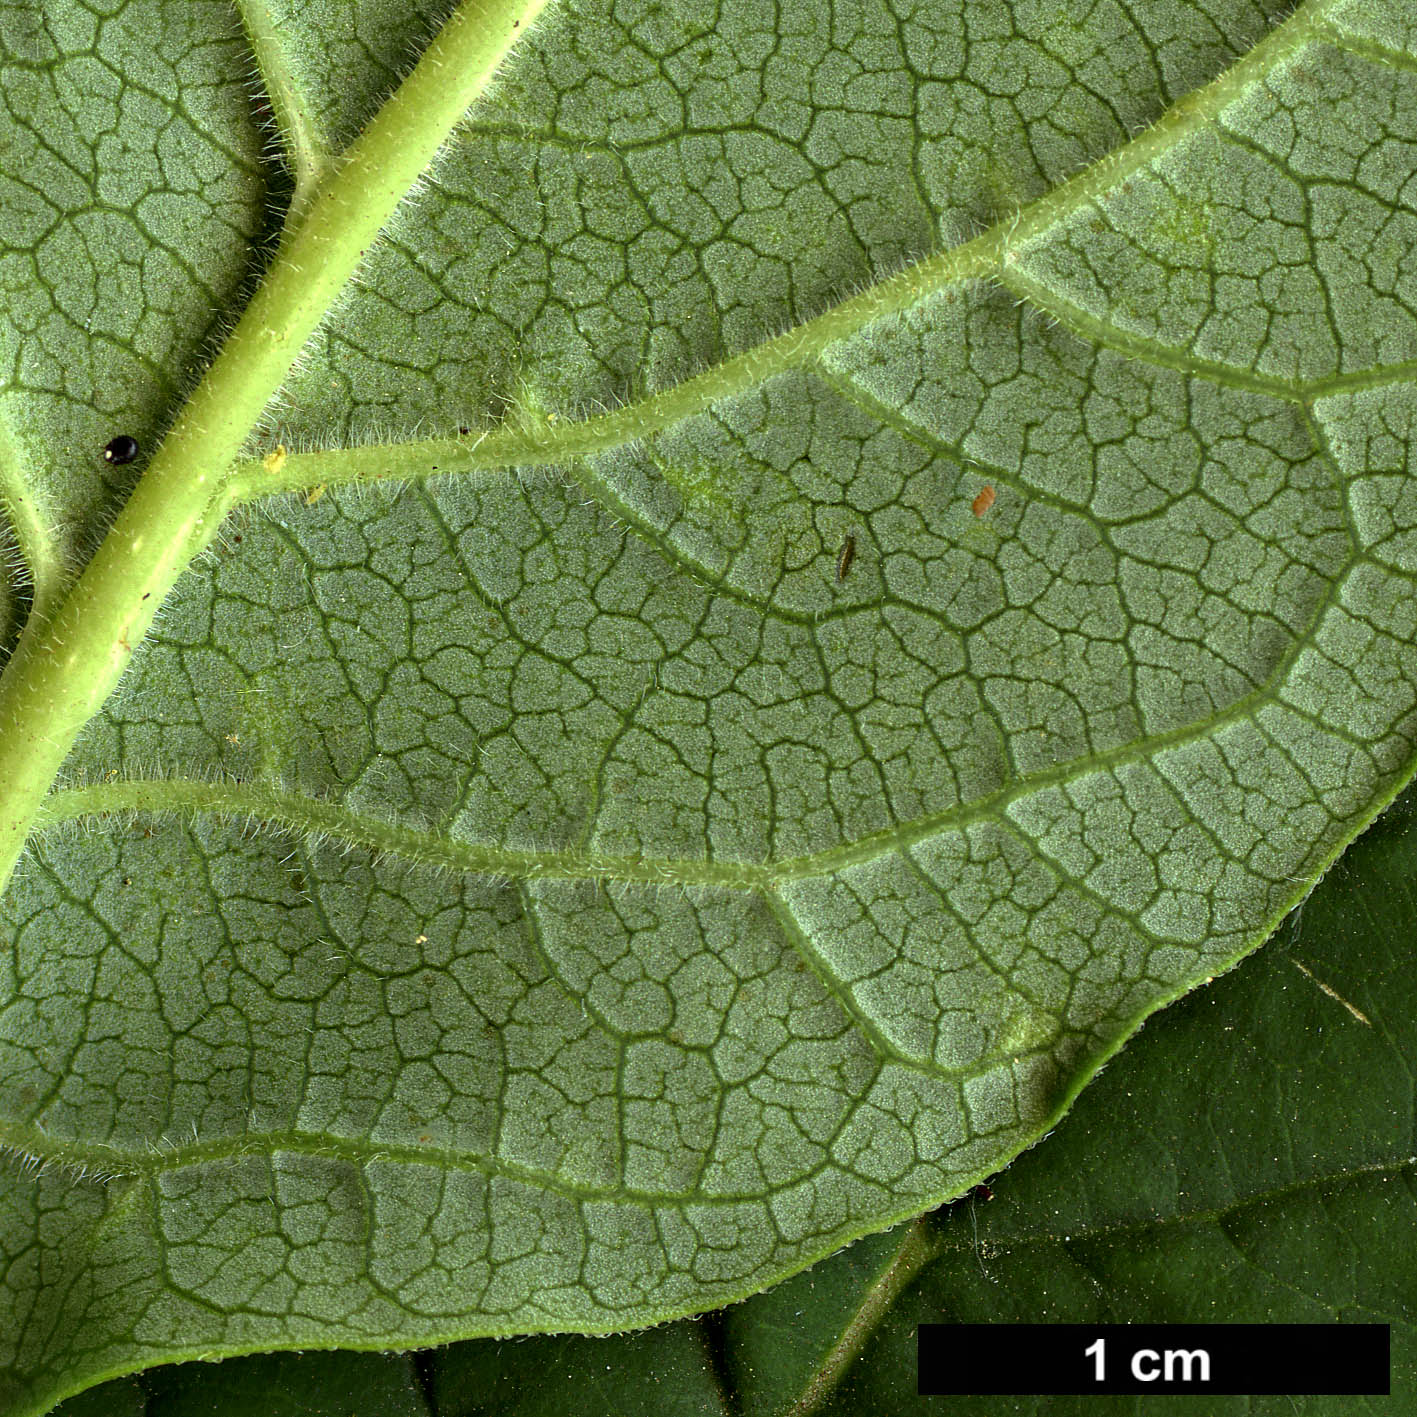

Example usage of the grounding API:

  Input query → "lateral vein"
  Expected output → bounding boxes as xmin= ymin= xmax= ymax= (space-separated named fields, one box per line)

xmin=231 ymin=0 xmax=336 ymax=204
xmin=0 ymin=410 xmax=61 ymax=632
xmin=224 ymin=0 xmax=1346 ymax=507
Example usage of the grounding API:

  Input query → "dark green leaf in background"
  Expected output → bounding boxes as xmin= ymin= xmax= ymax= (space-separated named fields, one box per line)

xmin=55 ymin=1350 xmax=430 ymax=1417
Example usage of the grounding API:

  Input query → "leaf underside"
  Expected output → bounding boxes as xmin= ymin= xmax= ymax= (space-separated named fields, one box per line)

xmin=2 ymin=0 xmax=1417 ymax=1412
xmin=49 ymin=776 xmax=1417 ymax=1417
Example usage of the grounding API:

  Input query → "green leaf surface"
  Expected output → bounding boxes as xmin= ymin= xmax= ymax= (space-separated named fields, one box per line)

xmin=55 ymin=1351 xmax=430 ymax=1417
xmin=431 ymin=1325 xmax=729 ymax=1417
xmin=54 ymin=771 xmax=1417 ymax=1415
xmin=449 ymin=768 xmax=1417 ymax=1416
xmin=821 ymin=783 xmax=1417 ymax=1416
xmin=4 ymin=0 xmax=1417 ymax=1410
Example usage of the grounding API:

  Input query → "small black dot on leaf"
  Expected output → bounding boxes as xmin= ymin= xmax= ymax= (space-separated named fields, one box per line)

xmin=103 ymin=434 xmax=139 ymax=465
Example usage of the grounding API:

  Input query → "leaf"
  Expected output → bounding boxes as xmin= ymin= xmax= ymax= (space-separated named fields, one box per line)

xmin=3 ymin=0 xmax=1417 ymax=1411
xmin=54 ymin=775 xmax=1417 ymax=1414
xmin=817 ymin=781 xmax=1417 ymax=1416
xmin=56 ymin=1352 xmax=430 ymax=1417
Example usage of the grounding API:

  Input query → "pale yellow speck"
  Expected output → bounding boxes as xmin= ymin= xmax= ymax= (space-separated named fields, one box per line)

xmin=263 ymin=443 xmax=288 ymax=475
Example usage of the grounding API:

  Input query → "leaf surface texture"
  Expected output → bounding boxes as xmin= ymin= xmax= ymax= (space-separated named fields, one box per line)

xmin=2 ymin=0 xmax=1416 ymax=1410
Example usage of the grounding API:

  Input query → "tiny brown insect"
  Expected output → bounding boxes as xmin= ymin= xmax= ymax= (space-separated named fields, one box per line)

xmin=836 ymin=533 xmax=856 ymax=582
xmin=972 ymin=485 xmax=996 ymax=517
xmin=971 ymin=1182 xmax=994 ymax=1202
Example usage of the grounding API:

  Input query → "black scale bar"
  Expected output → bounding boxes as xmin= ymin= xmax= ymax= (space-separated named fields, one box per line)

xmin=917 ymin=1323 xmax=1391 ymax=1396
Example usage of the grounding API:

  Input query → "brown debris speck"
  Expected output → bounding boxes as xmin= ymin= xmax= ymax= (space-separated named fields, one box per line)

xmin=836 ymin=533 xmax=856 ymax=581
